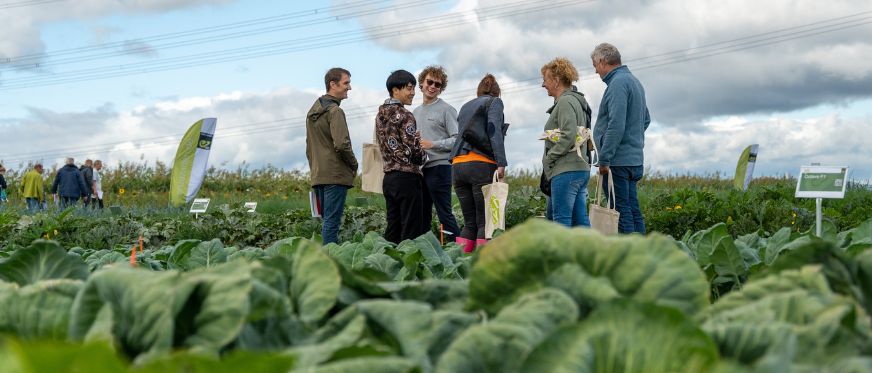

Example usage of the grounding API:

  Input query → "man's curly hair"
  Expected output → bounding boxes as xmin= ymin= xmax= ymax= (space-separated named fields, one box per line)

xmin=418 ymin=65 xmax=448 ymax=91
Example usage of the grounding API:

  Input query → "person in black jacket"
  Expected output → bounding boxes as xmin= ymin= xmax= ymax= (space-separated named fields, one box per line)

xmin=79 ymin=159 xmax=94 ymax=207
xmin=448 ymin=74 xmax=508 ymax=252
xmin=51 ymin=158 xmax=89 ymax=209
xmin=0 ymin=165 xmax=7 ymax=203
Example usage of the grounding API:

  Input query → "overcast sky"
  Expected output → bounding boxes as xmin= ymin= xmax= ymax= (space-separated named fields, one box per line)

xmin=1 ymin=0 xmax=870 ymax=180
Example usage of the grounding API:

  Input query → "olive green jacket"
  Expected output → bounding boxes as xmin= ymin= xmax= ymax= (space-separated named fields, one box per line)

xmin=542 ymin=88 xmax=592 ymax=179
xmin=306 ymin=95 xmax=359 ymax=187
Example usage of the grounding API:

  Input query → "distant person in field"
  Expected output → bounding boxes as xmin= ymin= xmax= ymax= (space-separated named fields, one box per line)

xmin=449 ymin=74 xmax=507 ymax=252
xmin=92 ymin=160 xmax=104 ymax=209
xmin=79 ymin=159 xmax=95 ymax=207
xmin=540 ymin=57 xmax=594 ymax=228
xmin=306 ymin=67 xmax=359 ymax=245
xmin=51 ymin=157 xmax=90 ymax=209
xmin=591 ymin=43 xmax=651 ymax=234
xmin=413 ymin=65 xmax=461 ymax=240
xmin=0 ymin=165 xmax=7 ymax=204
xmin=22 ymin=163 xmax=45 ymax=212
xmin=376 ymin=69 xmax=427 ymax=244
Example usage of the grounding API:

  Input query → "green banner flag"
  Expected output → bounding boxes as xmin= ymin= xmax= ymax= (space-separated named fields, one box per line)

xmin=169 ymin=118 xmax=216 ymax=207
xmin=733 ymin=144 xmax=759 ymax=191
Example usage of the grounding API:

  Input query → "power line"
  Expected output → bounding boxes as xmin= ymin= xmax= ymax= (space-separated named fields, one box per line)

xmin=2 ymin=8 xmax=870 ymax=162
xmin=0 ymin=0 xmax=444 ymax=71
xmin=0 ymin=0 xmax=65 ymax=10
xmin=0 ymin=0 xmax=595 ymax=89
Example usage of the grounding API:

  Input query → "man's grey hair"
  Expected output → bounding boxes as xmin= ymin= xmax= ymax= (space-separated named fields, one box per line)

xmin=591 ymin=43 xmax=622 ymax=65
xmin=65 ymin=157 xmax=75 ymax=165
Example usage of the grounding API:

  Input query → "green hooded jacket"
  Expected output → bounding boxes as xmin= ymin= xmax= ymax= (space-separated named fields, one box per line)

xmin=306 ymin=95 xmax=359 ymax=187
xmin=542 ymin=88 xmax=592 ymax=179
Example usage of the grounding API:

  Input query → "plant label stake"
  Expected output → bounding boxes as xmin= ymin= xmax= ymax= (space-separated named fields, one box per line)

xmin=138 ymin=236 xmax=144 ymax=253
xmin=189 ymin=198 xmax=210 ymax=219
xmin=130 ymin=245 xmax=137 ymax=267
xmin=795 ymin=165 xmax=849 ymax=237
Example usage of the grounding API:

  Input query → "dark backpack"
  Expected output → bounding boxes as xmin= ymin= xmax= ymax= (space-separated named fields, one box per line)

xmin=461 ymin=96 xmax=508 ymax=159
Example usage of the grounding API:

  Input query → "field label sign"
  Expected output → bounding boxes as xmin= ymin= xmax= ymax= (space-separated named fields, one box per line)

xmin=190 ymin=198 xmax=211 ymax=214
xmin=244 ymin=202 xmax=257 ymax=212
xmin=795 ymin=166 xmax=849 ymax=199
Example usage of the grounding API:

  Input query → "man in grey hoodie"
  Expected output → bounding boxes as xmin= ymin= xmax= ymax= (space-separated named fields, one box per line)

xmin=592 ymin=43 xmax=651 ymax=234
xmin=414 ymin=65 xmax=461 ymax=239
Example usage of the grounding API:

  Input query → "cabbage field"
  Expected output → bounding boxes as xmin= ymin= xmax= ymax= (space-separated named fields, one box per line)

xmin=1 ymin=215 xmax=871 ymax=372
xmin=1 ymin=166 xmax=871 ymax=371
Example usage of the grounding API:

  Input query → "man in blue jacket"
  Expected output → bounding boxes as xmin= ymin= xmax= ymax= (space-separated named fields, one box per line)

xmin=591 ymin=43 xmax=650 ymax=234
xmin=51 ymin=157 xmax=90 ymax=209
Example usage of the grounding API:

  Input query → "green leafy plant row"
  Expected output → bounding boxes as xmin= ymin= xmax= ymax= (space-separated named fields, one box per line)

xmin=1 ymin=217 xmax=871 ymax=372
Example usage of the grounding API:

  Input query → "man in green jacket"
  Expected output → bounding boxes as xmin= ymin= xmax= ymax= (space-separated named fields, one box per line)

xmin=306 ymin=67 xmax=358 ymax=244
xmin=21 ymin=163 xmax=45 ymax=212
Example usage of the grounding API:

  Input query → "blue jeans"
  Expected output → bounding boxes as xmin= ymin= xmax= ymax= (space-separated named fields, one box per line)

xmin=26 ymin=198 xmax=42 ymax=212
xmin=422 ymin=165 xmax=460 ymax=238
xmin=59 ymin=196 xmax=79 ymax=209
xmin=604 ymin=165 xmax=646 ymax=234
xmin=549 ymin=170 xmax=591 ymax=228
xmin=313 ymin=184 xmax=349 ymax=245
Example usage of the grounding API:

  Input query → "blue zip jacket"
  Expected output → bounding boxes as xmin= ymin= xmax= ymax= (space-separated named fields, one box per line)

xmin=51 ymin=164 xmax=89 ymax=198
xmin=593 ymin=65 xmax=650 ymax=167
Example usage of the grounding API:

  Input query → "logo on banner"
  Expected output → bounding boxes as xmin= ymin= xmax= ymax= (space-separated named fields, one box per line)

xmin=198 ymin=133 xmax=213 ymax=150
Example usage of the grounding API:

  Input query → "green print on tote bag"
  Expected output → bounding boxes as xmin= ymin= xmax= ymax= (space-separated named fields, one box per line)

xmin=482 ymin=170 xmax=508 ymax=239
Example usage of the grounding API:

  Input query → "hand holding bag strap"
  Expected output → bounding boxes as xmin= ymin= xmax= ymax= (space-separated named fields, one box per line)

xmin=492 ymin=170 xmax=500 ymax=184
xmin=593 ymin=172 xmax=616 ymax=209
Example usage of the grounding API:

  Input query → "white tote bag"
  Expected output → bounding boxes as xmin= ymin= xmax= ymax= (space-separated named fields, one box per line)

xmin=361 ymin=124 xmax=384 ymax=194
xmin=589 ymin=172 xmax=620 ymax=235
xmin=482 ymin=170 xmax=509 ymax=239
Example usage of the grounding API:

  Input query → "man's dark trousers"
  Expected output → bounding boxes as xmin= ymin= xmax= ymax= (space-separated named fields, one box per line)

xmin=383 ymin=171 xmax=426 ymax=244
xmin=604 ymin=165 xmax=646 ymax=234
xmin=422 ymin=165 xmax=460 ymax=239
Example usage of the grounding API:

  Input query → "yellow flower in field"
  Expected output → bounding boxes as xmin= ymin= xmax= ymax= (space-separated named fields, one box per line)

xmin=119 ymin=187 xmax=126 ymax=195
xmin=54 ymin=230 xmax=58 ymax=235
xmin=675 ymin=205 xmax=682 ymax=210
xmin=666 ymin=207 xmax=672 ymax=211
xmin=726 ymin=216 xmax=733 ymax=225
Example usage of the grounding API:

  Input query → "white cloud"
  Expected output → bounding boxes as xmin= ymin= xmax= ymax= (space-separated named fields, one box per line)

xmin=0 ymin=0 xmax=234 ymax=60
xmin=2 ymin=0 xmax=871 ymax=181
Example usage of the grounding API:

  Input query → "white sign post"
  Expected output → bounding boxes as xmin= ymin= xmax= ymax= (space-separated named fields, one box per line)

xmin=244 ymin=202 xmax=257 ymax=213
xmin=795 ymin=165 xmax=849 ymax=237
xmin=189 ymin=198 xmax=210 ymax=219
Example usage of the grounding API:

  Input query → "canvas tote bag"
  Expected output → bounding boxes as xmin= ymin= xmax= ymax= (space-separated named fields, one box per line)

xmin=361 ymin=124 xmax=384 ymax=194
xmin=482 ymin=170 xmax=509 ymax=239
xmin=589 ymin=172 xmax=620 ymax=235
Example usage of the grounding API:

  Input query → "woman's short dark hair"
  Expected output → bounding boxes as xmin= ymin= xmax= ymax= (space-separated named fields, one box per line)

xmin=476 ymin=74 xmax=501 ymax=97
xmin=386 ymin=69 xmax=416 ymax=96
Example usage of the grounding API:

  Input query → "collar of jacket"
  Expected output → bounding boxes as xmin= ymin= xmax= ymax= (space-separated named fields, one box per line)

xmin=602 ymin=65 xmax=629 ymax=84
xmin=546 ymin=86 xmax=579 ymax=114
xmin=383 ymin=98 xmax=403 ymax=105
xmin=320 ymin=94 xmax=342 ymax=106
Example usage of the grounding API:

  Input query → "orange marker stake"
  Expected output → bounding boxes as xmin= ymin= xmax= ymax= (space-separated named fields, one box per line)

xmin=130 ymin=245 xmax=137 ymax=267
xmin=139 ymin=236 xmax=144 ymax=253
